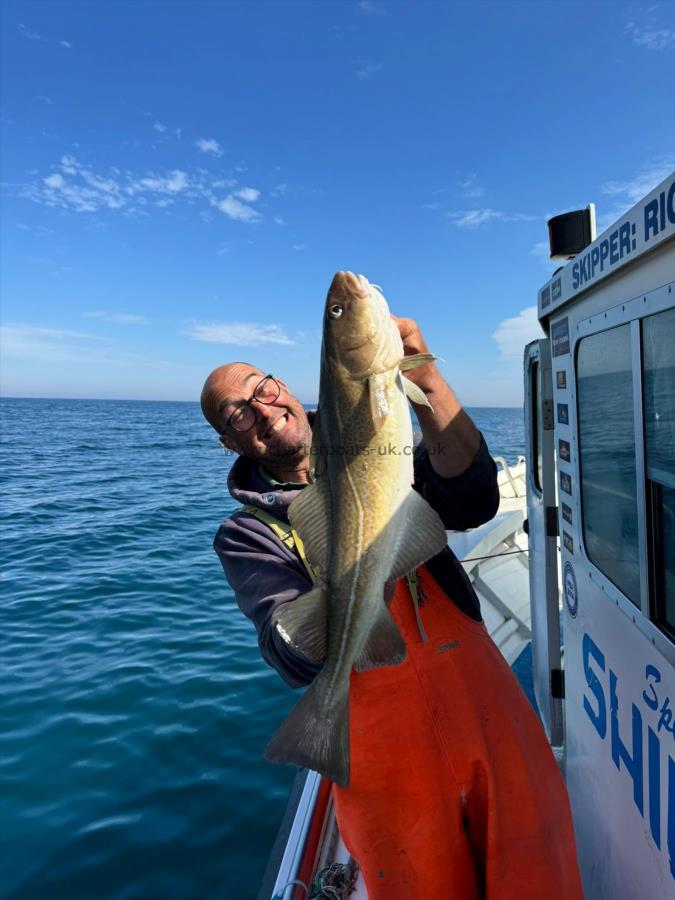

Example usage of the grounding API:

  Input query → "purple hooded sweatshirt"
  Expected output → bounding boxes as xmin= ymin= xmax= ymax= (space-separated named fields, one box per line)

xmin=215 ymin=431 xmax=499 ymax=688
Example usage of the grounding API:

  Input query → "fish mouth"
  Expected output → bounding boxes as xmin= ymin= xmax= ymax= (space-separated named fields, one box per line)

xmin=329 ymin=270 xmax=370 ymax=299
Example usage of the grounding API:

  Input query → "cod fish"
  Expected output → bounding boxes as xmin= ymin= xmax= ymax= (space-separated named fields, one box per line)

xmin=265 ymin=271 xmax=448 ymax=787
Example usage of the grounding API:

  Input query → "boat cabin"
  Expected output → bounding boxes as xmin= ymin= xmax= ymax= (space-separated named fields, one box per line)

xmin=524 ymin=171 xmax=675 ymax=896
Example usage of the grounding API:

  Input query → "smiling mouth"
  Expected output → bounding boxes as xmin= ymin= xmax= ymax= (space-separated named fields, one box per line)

xmin=265 ymin=414 xmax=288 ymax=438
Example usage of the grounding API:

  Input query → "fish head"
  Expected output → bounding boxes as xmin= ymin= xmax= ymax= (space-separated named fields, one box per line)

xmin=323 ymin=271 xmax=403 ymax=377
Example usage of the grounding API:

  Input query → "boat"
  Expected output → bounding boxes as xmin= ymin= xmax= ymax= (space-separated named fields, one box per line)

xmin=260 ymin=170 xmax=675 ymax=899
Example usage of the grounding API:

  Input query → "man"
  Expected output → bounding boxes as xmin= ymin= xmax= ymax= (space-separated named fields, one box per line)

xmin=202 ymin=312 xmax=583 ymax=899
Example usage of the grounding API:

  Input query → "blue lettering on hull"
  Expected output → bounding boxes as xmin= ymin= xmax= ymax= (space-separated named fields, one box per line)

xmin=645 ymin=182 xmax=675 ymax=242
xmin=582 ymin=632 xmax=675 ymax=879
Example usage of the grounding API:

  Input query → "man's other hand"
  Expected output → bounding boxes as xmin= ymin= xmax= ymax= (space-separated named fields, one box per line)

xmin=390 ymin=313 xmax=481 ymax=478
xmin=391 ymin=314 xmax=440 ymax=394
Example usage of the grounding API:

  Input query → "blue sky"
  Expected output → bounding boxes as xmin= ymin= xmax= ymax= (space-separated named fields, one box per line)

xmin=1 ymin=0 xmax=674 ymax=405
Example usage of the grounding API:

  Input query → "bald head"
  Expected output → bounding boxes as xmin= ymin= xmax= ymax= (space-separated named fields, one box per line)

xmin=200 ymin=362 xmax=312 ymax=476
xmin=200 ymin=362 xmax=263 ymax=433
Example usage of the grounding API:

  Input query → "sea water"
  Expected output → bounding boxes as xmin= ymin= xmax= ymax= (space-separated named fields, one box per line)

xmin=0 ymin=399 xmax=524 ymax=899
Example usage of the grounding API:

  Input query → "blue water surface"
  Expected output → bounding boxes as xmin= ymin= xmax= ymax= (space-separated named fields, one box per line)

xmin=0 ymin=399 xmax=523 ymax=899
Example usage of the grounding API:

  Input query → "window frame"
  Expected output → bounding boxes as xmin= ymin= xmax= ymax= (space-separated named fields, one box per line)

xmin=573 ymin=280 xmax=674 ymax=660
xmin=648 ymin=480 xmax=675 ymax=641
xmin=530 ymin=359 xmax=543 ymax=496
xmin=641 ymin=306 xmax=675 ymax=640
xmin=575 ymin=321 xmax=642 ymax=609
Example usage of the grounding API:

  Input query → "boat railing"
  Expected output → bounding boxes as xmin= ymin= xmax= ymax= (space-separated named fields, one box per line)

xmin=493 ymin=455 xmax=526 ymax=498
xmin=270 ymin=770 xmax=323 ymax=899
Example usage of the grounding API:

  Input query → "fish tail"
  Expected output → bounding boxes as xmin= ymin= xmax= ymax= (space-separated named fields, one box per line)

xmin=264 ymin=675 xmax=351 ymax=787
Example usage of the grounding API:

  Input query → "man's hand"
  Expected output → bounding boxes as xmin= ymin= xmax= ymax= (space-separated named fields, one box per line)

xmin=391 ymin=313 xmax=481 ymax=478
xmin=391 ymin=315 xmax=441 ymax=394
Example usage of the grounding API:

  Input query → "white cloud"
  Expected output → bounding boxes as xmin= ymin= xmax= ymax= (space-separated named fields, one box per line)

xmin=60 ymin=154 xmax=78 ymax=174
xmin=84 ymin=311 xmax=147 ymax=324
xmin=17 ymin=23 xmax=73 ymax=48
xmin=493 ymin=307 xmax=545 ymax=365
xmin=212 ymin=194 xmax=261 ymax=222
xmin=26 ymin=158 xmax=134 ymax=212
xmin=153 ymin=121 xmax=167 ymax=133
xmin=422 ymin=202 xmax=440 ymax=210
xmin=458 ymin=174 xmax=485 ymax=199
xmin=274 ymin=216 xmax=285 ymax=226
xmin=271 ymin=183 xmax=287 ymax=197
xmin=15 ymin=222 xmax=53 ymax=236
xmin=1 ymin=324 xmax=101 ymax=363
xmin=234 ymin=186 xmax=260 ymax=202
xmin=37 ymin=95 xmax=54 ymax=105
xmin=446 ymin=209 xmax=502 ymax=227
xmin=80 ymin=170 xmax=119 ymax=193
xmin=19 ymin=154 xmax=269 ymax=224
xmin=44 ymin=173 xmax=65 ymax=189
xmin=598 ymin=157 xmax=675 ymax=232
xmin=195 ymin=137 xmax=223 ymax=157
xmin=356 ymin=61 xmax=383 ymax=78
xmin=186 ymin=322 xmax=295 ymax=346
xmin=292 ymin=244 xmax=307 ymax=251
xmin=531 ymin=240 xmax=555 ymax=267
xmin=359 ymin=0 xmax=386 ymax=15
xmin=18 ymin=24 xmax=42 ymax=40
xmin=445 ymin=208 xmax=537 ymax=228
xmin=602 ymin=158 xmax=675 ymax=205
xmin=626 ymin=20 xmax=675 ymax=50
xmin=131 ymin=170 xmax=189 ymax=194
xmin=1 ymin=323 xmax=160 ymax=369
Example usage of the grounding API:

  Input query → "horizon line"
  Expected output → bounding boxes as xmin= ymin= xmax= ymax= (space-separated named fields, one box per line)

xmin=0 ymin=395 xmax=524 ymax=409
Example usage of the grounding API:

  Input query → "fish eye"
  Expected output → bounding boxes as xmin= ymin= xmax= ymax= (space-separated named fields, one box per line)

xmin=329 ymin=304 xmax=343 ymax=319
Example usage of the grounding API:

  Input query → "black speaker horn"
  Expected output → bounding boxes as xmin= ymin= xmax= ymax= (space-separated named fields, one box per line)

xmin=547 ymin=204 xmax=596 ymax=261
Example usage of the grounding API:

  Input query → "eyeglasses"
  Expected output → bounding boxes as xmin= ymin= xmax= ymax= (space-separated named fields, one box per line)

xmin=220 ymin=374 xmax=281 ymax=434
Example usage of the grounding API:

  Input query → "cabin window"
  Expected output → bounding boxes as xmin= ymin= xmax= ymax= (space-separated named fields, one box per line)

xmin=642 ymin=307 xmax=675 ymax=636
xmin=577 ymin=324 xmax=640 ymax=606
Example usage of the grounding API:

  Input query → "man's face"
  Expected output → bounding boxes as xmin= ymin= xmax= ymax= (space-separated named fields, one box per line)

xmin=213 ymin=364 xmax=311 ymax=465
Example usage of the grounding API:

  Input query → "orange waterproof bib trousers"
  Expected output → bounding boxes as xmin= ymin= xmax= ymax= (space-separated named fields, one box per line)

xmin=332 ymin=565 xmax=584 ymax=899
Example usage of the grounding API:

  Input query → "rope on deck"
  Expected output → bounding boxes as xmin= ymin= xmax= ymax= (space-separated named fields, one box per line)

xmin=309 ymin=860 xmax=360 ymax=898
xmin=460 ymin=548 xmax=528 ymax=563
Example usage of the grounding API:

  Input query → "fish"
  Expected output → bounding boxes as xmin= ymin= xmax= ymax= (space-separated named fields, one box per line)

xmin=264 ymin=271 xmax=449 ymax=787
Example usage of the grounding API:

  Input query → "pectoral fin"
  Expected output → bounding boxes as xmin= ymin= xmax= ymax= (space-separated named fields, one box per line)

xmin=354 ymin=602 xmax=406 ymax=671
xmin=386 ymin=490 xmax=448 ymax=583
xmin=402 ymin=375 xmax=434 ymax=411
xmin=399 ymin=352 xmax=437 ymax=371
xmin=274 ymin=583 xmax=328 ymax=663
xmin=287 ymin=478 xmax=331 ymax=574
